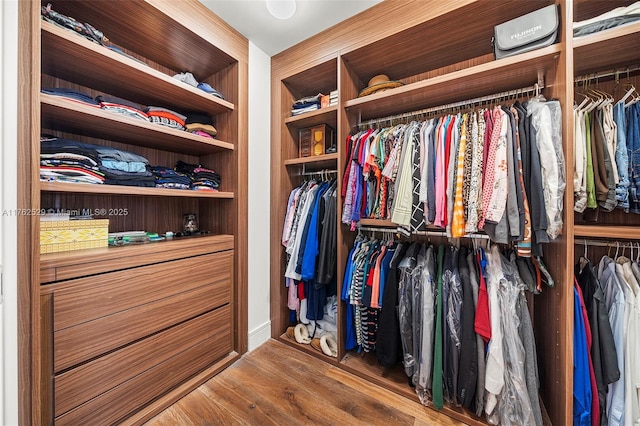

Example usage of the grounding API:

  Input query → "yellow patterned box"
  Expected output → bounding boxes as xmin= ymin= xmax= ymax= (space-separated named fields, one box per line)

xmin=40 ymin=219 xmax=109 ymax=254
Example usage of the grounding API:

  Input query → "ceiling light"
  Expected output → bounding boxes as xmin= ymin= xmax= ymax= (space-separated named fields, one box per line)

xmin=266 ymin=0 xmax=296 ymax=20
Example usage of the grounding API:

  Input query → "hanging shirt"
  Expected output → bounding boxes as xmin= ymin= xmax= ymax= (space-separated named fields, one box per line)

xmin=574 ymin=283 xmax=593 ymax=426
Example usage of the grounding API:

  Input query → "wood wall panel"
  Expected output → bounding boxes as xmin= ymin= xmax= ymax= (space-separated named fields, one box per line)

xmin=18 ymin=0 xmax=42 ymax=423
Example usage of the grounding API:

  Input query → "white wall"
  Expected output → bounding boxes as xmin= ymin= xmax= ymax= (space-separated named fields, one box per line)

xmin=0 ymin=0 xmax=20 ymax=424
xmin=247 ymin=41 xmax=271 ymax=351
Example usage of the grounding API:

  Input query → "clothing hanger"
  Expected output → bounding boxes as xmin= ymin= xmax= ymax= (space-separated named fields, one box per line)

xmin=623 ymin=68 xmax=639 ymax=107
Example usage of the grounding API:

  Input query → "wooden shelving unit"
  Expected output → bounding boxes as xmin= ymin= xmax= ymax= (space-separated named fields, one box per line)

xmin=269 ymin=1 xmax=620 ymax=425
xmin=19 ymin=0 xmax=248 ymax=423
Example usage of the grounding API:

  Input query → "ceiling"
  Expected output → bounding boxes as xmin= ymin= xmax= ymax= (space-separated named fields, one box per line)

xmin=200 ymin=0 xmax=382 ymax=56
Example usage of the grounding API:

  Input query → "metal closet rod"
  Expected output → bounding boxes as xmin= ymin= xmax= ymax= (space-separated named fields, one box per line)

xmin=357 ymin=225 xmax=490 ymax=240
xmin=300 ymin=166 xmax=338 ymax=177
xmin=574 ymin=64 xmax=640 ymax=84
xmin=357 ymin=81 xmax=544 ymax=129
xmin=576 ymin=238 xmax=640 ymax=248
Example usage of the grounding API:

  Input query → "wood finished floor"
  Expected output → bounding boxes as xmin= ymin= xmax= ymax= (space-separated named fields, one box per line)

xmin=146 ymin=339 xmax=466 ymax=426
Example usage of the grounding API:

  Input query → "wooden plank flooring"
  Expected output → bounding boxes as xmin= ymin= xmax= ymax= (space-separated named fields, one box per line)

xmin=146 ymin=339 xmax=465 ymax=426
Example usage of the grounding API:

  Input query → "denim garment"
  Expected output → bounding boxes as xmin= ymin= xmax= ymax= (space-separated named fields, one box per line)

xmin=614 ymin=101 xmax=630 ymax=210
xmin=41 ymin=88 xmax=99 ymax=106
xmin=627 ymin=103 xmax=640 ymax=213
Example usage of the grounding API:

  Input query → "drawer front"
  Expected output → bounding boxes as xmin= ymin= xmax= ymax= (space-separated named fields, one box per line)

xmin=54 ymin=251 xmax=233 ymax=372
xmin=54 ymin=307 xmax=231 ymax=417
xmin=53 ymin=250 xmax=233 ymax=331
xmin=55 ymin=305 xmax=232 ymax=425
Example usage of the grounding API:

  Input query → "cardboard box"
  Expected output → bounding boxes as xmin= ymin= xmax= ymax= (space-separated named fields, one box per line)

xmin=40 ymin=219 xmax=109 ymax=254
xmin=298 ymin=124 xmax=335 ymax=158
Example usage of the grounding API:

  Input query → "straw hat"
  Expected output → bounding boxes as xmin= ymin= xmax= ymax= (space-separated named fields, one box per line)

xmin=358 ymin=74 xmax=404 ymax=97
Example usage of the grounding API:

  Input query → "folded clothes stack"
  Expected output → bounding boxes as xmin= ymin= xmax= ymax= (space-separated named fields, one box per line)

xmin=40 ymin=136 xmax=104 ymax=184
xmin=95 ymin=95 xmax=149 ymax=121
xmin=173 ymin=72 xmax=225 ymax=100
xmin=573 ymin=1 xmax=640 ymax=36
xmin=150 ymin=166 xmax=192 ymax=190
xmin=184 ymin=112 xmax=217 ymax=138
xmin=145 ymin=106 xmax=187 ymax=131
xmin=41 ymin=3 xmax=109 ymax=46
xmin=41 ymin=88 xmax=101 ymax=108
xmin=174 ymin=160 xmax=221 ymax=191
xmin=291 ymin=93 xmax=322 ymax=116
xmin=40 ymin=136 xmax=155 ymax=187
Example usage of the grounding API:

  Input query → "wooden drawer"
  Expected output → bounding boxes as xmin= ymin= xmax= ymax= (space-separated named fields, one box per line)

xmin=54 ymin=304 xmax=232 ymax=425
xmin=53 ymin=251 xmax=233 ymax=372
xmin=54 ymin=307 xmax=231 ymax=417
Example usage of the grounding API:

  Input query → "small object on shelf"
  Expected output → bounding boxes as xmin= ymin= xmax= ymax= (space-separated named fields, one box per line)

xmin=493 ymin=4 xmax=559 ymax=59
xmin=108 ymin=230 xmax=150 ymax=246
xmin=183 ymin=213 xmax=199 ymax=233
xmin=291 ymin=93 xmax=322 ymax=116
xmin=165 ymin=231 xmax=174 ymax=239
xmin=298 ymin=124 xmax=335 ymax=158
xmin=40 ymin=218 xmax=109 ymax=254
xmin=358 ymin=74 xmax=404 ymax=97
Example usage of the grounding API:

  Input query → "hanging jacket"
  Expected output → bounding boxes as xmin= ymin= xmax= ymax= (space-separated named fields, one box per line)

xmin=376 ymin=243 xmax=407 ymax=367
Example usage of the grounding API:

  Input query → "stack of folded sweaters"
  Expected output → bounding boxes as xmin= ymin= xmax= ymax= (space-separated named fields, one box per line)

xmin=150 ymin=166 xmax=192 ymax=190
xmin=174 ymin=160 xmax=221 ymax=191
xmin=40 ymin=136 xmax=155 ymax=187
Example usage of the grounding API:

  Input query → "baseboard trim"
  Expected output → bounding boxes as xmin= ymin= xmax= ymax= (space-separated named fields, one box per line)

xmin=248 ymin=320 xmax=271 ymax=352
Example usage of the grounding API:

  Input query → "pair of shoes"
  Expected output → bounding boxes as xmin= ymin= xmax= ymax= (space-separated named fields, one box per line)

xmin=320 ymin=334 xmax=338 ymax=357
xmin=291 ymin=323 xmax=310 ymax=344
xmin=285 ymin=326 xmax=296 ymax=341
xmin=311 ymin=338 xmax=322 ymax=352
xmin=308 ymin=334 xmax=338 ymax=358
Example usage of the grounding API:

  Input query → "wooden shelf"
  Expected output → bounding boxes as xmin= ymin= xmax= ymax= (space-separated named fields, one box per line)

xmin=339 ymin=0 xmax=552 ymax=82
xmin=45 ymin=0 xmax=239 ymax=79
xmin=358 ymin=219 xmax=396 ymax=227
xmin=40 ymin=181 xmax=234 ymax=199
xmin=40 ymin=234 xmax=234 ymax=284
xmin=41 ymin=94 xmax=234 ymax=155
xmin=340 ymin=352 xmax=486 ymax=426
xmin=284 ymin=153 xmax=338 ymax=168
xmin=574 ymin=224 xmax=640 ymax=240
xmin=344 ymin=45 xmax=561 ymax=120
xmin=284 ymin=106 xmax=338 ymax=128
xmin=573 ymin=21 xmax=640 ymax=76
xmin=41 ymin=21 xmax=234 ymax=116
xmin=276 ymin=334 xmax=339 ymax=365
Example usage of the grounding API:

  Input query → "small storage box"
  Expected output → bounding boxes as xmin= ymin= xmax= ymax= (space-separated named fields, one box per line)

xmin=493 ymin=4 xmax=559 ymax=60
xmin=40 ymin=219 xmax=109 ymax=254
xmin=299 ymin=124 xmax=335 ymax=158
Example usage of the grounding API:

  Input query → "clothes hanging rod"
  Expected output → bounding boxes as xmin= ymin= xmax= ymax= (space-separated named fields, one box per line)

xmin=574 ymin=64 xmax=640 ymax=84
xmin=357 ymin=225 xmax=490 ymax=240
xmin=576 ymin=238 xmax=640 ymax=248
xmin=299 ymin=165 xmax=338 ymax=177
xmin=357 ymin=80 xmax=544 ymax=129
